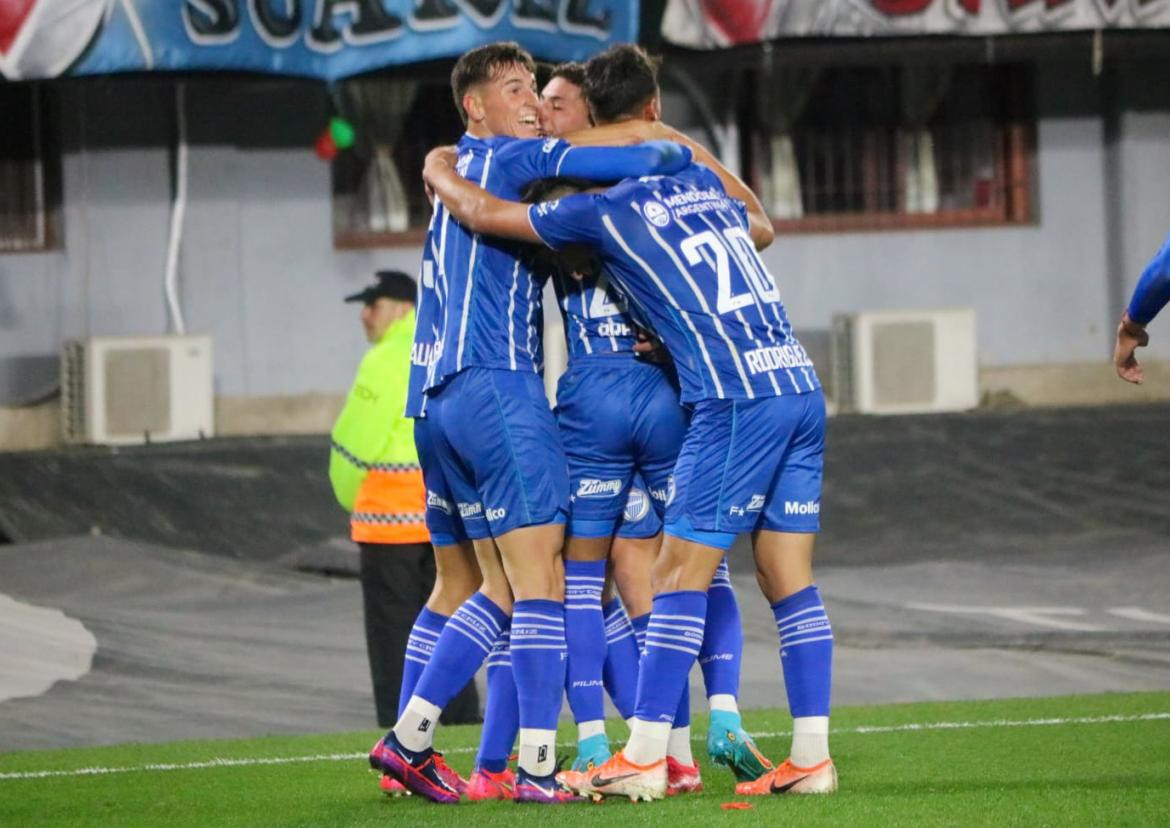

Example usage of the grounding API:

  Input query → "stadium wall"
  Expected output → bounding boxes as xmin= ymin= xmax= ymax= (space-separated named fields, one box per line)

xmin=0 ymin=59 xmax=1168 ymax=449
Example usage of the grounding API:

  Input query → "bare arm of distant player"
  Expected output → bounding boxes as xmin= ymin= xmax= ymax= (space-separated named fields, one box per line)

xmin=423 ymin=147 xmax=541 ymax=243
xmin=1114 ymin=230 xmax=1170 ymax=384
xmin=565 ymin=120 xmax=775 ymax=251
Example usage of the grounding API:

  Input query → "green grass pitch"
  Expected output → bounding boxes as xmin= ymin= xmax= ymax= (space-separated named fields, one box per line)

xmin=2 ymin=692 xmax=1168 ymax=826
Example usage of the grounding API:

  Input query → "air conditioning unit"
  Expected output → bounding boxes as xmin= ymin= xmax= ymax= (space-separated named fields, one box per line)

xmin=61 ymin=336 xmax=214 ymax=445
xmin=831 ymin=309 xmax=978 ymax=415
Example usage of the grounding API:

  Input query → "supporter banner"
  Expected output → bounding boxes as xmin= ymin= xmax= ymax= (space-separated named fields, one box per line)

xmin=0 ymin=0 xmax=636 ymax=81
xmin=662 ymin=0 xmax=1170 ymax=48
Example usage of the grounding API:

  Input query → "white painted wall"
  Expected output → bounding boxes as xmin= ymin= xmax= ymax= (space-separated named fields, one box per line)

xmin=1 ymin=59 xmax=1169 ymax=409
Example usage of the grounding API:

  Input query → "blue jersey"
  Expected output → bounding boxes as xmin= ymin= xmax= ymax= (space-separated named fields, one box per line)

xmin=423 ymin=136 xmax=693 ymax=396
xmin=405 ymin=208 xmax=442 ymax=418
xmin=550 ymin=268 xmax=640 ymax=359
xmin=424 ymin=134 xmax=575 ymax=395
xmin=529 ymin=163 xmax=820 ymax=404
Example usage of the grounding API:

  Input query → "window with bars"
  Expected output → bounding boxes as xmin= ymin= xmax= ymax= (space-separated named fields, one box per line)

xmin=742 ymin=63 xmax=1033 ymax=233
xmin=331 ymin=74 xmax=464 ymax=248
xmin=0 ymin=84 xmax=61 ymax=253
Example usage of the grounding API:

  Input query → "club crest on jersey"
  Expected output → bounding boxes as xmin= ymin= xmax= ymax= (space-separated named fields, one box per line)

xmin=623 ymin=487 xmax=651 ymax=522
xmin=641 ymin=200 xmax=671 ymax=228
xmin=577 ymin=478 xmax=622 ymax=499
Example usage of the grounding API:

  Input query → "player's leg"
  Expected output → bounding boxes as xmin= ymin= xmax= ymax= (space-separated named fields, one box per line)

xmin=735 ymin=389 xmax=836 ymax=796
xmin=373 ymin=392 xmax=508 ymax=803
xmin=604 ymin=487 xmax=660 ymax=722
xmin=468 ymin=538 xmax=520 ymax=801
xmin=563 ymin=535 xmax=614 ymax=770
xmin=454 ymin=369 xmax=575 ymax=801
xmin=555 ymin=359 xmax=636 ymax=769
xmin=616 ymin=531 xmax=725 ymax=800
xmin=569 ymin=397 xmax=793 ymax=801
xmin=396 ymin=420 xmax=483 ymax=722
xmin=701 ymin=556 xmax=773 ymax=781
xmin=422 ymin=541 xmax=482 ymax=726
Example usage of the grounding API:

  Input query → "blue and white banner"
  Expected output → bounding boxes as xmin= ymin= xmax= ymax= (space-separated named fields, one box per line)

xmin=0 ymin=1 xmax=637 ymax=81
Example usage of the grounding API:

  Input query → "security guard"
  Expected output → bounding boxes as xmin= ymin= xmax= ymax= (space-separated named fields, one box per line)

xmin=330 ymin=270 xmax=478 ymax=726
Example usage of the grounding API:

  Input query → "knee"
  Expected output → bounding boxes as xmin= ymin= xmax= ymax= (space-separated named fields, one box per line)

xmin=755 ymin=565 xmax=811 ymax=606
xmin=650 ymin=555 xmax=686 ymax=595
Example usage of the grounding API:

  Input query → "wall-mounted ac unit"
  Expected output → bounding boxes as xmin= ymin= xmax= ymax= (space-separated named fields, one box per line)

xmin=61 ymin=336 xmax=214 ymax=445
xmin=831 ymin=309 xmax=978 ymax=415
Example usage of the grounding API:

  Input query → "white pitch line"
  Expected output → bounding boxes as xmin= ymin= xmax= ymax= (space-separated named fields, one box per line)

xmin=2 ymin=712 xmax=1168 ymax=781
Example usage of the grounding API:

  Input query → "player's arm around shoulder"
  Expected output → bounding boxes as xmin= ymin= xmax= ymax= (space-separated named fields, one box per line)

xmin=423 ymin=145 xmax=539 ymax=242
xmin=654 ymin=123 xmax=775 ymax=250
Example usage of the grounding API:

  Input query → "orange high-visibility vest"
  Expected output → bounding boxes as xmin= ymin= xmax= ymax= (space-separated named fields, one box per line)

xmin=330 ymin=310 xmax=429 ymax=544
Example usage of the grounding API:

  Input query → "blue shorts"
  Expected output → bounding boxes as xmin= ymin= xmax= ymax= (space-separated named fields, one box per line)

xmin=665 ymin=390 xmax=825 ymax=551
xmin=425 ymin=367 xmax=568 ymax=539
xmin=414 ymin=417 xmax=472 ymax=545
xmin=616 ymin=474 xmax=664 ymax=540
xmin=555 ymin=355 xmax=688 ymax=538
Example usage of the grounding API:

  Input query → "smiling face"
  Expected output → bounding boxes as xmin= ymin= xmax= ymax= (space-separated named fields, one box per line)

xmin=464 ymin=61 xmax=540 ymax=139
xmin=539 ymin=75 xmax=591 ymax=137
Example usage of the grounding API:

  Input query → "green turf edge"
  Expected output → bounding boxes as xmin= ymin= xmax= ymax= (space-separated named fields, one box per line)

xmin=1 ymin=692 xmax=1168 ymax=828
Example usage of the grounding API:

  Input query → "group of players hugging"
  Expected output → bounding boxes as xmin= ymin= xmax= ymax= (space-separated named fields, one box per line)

xmin=367 ymin=40 xmax=837 ymax=805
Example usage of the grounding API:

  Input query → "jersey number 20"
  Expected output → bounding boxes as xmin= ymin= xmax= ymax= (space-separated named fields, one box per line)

xmin=680 ymin=227 xmax=779 ymax=315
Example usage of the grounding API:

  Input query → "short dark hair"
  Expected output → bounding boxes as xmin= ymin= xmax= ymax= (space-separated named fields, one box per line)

xmin=583 ymin=44 xmax=661 ymax=124
xmin=535 ymin=61 xmax=556 ymax=91
xmin=549 ymin=61 xmax=586 ymax=89
xmin=450 ymin=42 xmax=536 ymax=125
xmin=520 ymin=176 xmax=594 ymax=204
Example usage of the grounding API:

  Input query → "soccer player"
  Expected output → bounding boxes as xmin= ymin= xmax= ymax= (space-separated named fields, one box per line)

xmin=369 ymin=42 xmax=692 ymax=805
xmin=1115 ymin=229 xmax=1170 ymax=384
xmin=422 ymin=144 xmax=837 ymax=801
xmin=539 ymin=50 xmax=774 ymax=787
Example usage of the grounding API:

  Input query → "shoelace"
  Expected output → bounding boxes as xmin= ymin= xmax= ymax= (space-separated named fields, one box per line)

xmin=431 ymin=753 xmax=463 ymax=785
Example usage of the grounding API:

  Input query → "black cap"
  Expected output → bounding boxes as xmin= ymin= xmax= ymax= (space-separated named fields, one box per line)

xmin=344 ymin=270 xmax=416 ymax=304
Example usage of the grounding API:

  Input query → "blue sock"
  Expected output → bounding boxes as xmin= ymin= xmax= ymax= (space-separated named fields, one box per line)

xmin=564 ymin=560 xmax=607 ymax=727
xmin=602 ymin=598 xmax=639 ymax=720
xmin=412 ymin=591 xmax=507 ymax=710
xmin=476 ymin=624 xmax=517 ymax=774
xmin=699 ymin=558 xmax=743 ymax=700
xmin=673 ymin=681 xmax=691 ymax=728
xmin=772 ymin=584 xmax=833 ymax=718
xmin=511 ymin=599 xmax=567 ymax=731
xmin=399 ymin=606 xmax=448 ymax=719
xmin=631 ymin=612 xmax=650 ymax=656
xmin=633 ymin=591 xmax=706 ymax=724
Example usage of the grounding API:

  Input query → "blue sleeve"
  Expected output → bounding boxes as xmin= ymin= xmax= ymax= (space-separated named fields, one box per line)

xmin=492 ymin=138 xmax=576 ymax=197
xmin=1127 ymin=231 xmax=1170 ymax=325
xmin=559 ymin=141 xmax=692 ymax=181
xmin=527 ymin=193 xmax=604 ymax=250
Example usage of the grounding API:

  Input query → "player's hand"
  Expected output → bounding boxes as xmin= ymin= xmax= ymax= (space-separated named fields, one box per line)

xmin=633 ymin=328 xmax=671 ymax=365
xmin=422 ymin=145 xmax=458 ymax=187
xmin=1114 ymin=313 xmax=1149 ymax=384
